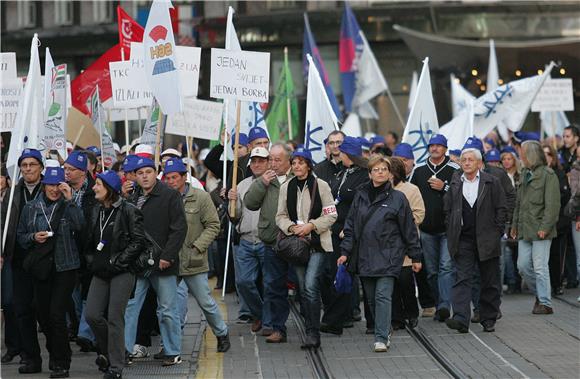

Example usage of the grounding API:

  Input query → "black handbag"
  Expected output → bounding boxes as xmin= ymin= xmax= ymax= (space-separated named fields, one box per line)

xmin=275 ymin=180 xmax=318 ymax=266
xmin=133 ymin=231 xmax=162 ymax=277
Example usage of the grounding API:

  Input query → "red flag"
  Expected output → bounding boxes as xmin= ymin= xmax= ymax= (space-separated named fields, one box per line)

xmin=117 ymin=5 xmax=144 ymax=55
xmin=70 ymin=44 xmax=122 ymax=114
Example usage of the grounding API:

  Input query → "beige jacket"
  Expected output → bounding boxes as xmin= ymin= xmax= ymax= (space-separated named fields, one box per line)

xmin=395 ymin=181 xmax=425 ymax=266
xmin=276 ymin=177 xmax=337 ymax=253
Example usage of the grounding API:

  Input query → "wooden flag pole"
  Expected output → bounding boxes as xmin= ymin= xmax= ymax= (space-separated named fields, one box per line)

xmin=186 ymin=136 xmax=193 ymax=176
xmin=154 ymin=109 xmax=163 ymax=170
xmin=284 ymin=47 xmax=293 ymax=141
xmin=121 ymin=49 xmax=131 ymax=149
xmin=229 ymin=100 xmax=242 ymax=218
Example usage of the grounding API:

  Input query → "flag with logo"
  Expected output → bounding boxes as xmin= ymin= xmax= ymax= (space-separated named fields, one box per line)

xmin=7 ymin=34 xmax=43 ymax=172
xmin=40 ymin=62 xmax=68 ymax=159
xmin=450 ymin=74 xmax=475 ymax=118
xmin=339 ymin=3 xmax=364 ymax=113
xmin=303 ymin=13 xmax=341 ymax=120
xmin=304 ymin=54 xmax=339 ymax=164
xmin=440 ymin=97 xmax=474 ymax=151
xmin=402 ymin=58 xmax=439 ymax=164
xmin=266 ymin=49 xmax=300 ymax=142
xmin=144 ymin=0 xmax=181 ymax=115
xmin=90 ymin=86 xmax=116 ymax=168
xmin=352 ymin=31 xmax=388 ymax=109
xmin=140 ymin=98 xmax=164 ymax=148
xmin=473 ymin=62 xmax=554 ymax=139
xmin=117 ymin=5 xmax=144 ymax=55
xmin=485 ymin=39 xmax=509 ymax=141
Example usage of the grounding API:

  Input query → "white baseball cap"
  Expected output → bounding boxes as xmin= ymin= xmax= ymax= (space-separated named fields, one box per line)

xmin=161 ymin=148 xmax=182 ymax=158
xmin=250 ymin=147 xmax=269 ymax=159
xmin=135 ymin=144 xmax=154 ymax=158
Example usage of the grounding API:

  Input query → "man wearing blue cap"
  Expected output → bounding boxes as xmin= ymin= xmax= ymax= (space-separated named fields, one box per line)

xmin=411 ymin=134 xmax=460 ymax=321
xmin=124 ymin=157 xmax=187 ymax=367
xmin=485 ymin=149 xmax=501 ymax=167
xmin=164 ymin=158 xmax=230 ymax=353
xmin=393 ymin=143 xmax=415 ymax=180
xmin=314 ymin=131 xmax=344 ymax=185
xmin=1 ymin=149 xmax=44 ymax=373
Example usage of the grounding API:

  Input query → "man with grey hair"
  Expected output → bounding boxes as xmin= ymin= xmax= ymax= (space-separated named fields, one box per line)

xmin=511 ymin=140 xmax=560 ymax=314
xmin=244 ymin=143 xmax=293 ymax=343
xmin=444 ymin=145 xmax=506 ymax=333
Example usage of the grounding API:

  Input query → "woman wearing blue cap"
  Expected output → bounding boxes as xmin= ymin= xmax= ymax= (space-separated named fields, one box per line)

xmin=84 ymin=171 xmax=148 ymax=379
xmin=16 ymin=167 xmax=85 ymax=378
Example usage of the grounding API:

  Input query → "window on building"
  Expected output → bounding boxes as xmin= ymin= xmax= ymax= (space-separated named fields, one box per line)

xmin=267 ymin=0 xmax=297 ymax=10
xmin=55 ymin=0 xmax=73 ymax=25
xmin=93 ymin=1 xmax=113 ymax=23
xmin=17 ymin=0 xmax=36 ymax=28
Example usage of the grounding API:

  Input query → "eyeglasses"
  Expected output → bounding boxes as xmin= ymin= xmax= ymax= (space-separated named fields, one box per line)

xmin=371 ymin=167 xmax=389 ymax=173
xmin=20 ymin=163 xmax=40 ymax=169
xmin=328 ymin=140 xmax=343 ymax=146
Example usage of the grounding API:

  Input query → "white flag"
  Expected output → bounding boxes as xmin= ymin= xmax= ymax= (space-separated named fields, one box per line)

xmin=341 ymin=113 xmax=362 ymax=138
xmin=407 ymin=71 xmax=418 ymax=115
xmin=304 ymin=54 xmax=339 ymax=164
xmin=90 ymin=86 xmax=117 ymax=168
xmin=143 ymin=0 xmax=181 ymax=115
xmin=43 ymin=47 xmax=54 ymax=113
xmin=402 ymin=58 xmax=439 ymax=164
xmin=40 ymin=63 xmax=68 ymax=159
xmin=352 ymin=31 xmax=388 ymax=107
xmin=357 ymin=101 xmax=379 ymax=120
xmin=140 ymin=98 xmax=163 ymax=148
xmin=440 ymin=98 xmax=474 ymax=151
xmin=450 ymin=74 xmax=475 ymax=118
xmin=6 ymin=34 xmax=43 ymax=172
xmin=541 ymin=110 xmax=569 ymax=138
xmin=486 ymin=40 xmax=499 ymax=93
xmin=473 ymin=63 xmax=554 ymax=139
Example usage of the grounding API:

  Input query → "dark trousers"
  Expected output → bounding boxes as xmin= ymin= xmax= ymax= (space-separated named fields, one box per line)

xmin=34 ymin=269 xmax=77 ymax=370
xmin=415 ymin=258 xmax=436 ymax=308
xmin=12 ymin=264 xmax=41 ymax=364
xmin=392 ymin=267 xmax=420 ymax=322
xmin=451 ymin=240 xmax=501 ymax=326
xmin=135 ymin=287 xmax=159 ymax=348
xmin=2 ymin=261 xmax=21 ymax=356
xmin=86 ymin=273 xmax=135 ymax=371
xmin=321 ymin=239 xmax=351 ymax=328
xmin=549 ymin=233 xmax=568 ymax=290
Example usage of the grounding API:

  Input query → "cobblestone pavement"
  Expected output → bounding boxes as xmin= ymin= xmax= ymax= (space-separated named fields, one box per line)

xmin=2 ymin=284 xmax=579 ymax=379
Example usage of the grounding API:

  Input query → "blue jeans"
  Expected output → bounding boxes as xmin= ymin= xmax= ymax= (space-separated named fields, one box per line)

xmin=293 ymin=252 xmax=324 ymax=338
xmin=232 ymin=244 xmax=252 ymax=319
xmin=124 ymin=274 xmax=181 ymax=355
xmin=517 ymin=239 xmax=552 ymax=307
xmin=234 ymin=239 xmax=266 ymax=321
xmin=361 ymin=276 xmax=395 ymax=344
xmin=502 ymin=240 xmax=517 ymax=286
xmin=176 ymin=279 xmax=188 ymax=330
xmin=420 ymin=232 xmax=454 ymax=310
xmin=263 ymin=246 xmax=289 ymax=334
xmin=572 ymin=222 xmax=580 ymax=282
xmin=182 ymin=273 xmax=228 ymax=337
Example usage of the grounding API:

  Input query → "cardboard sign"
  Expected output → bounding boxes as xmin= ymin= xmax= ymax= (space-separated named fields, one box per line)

xmin=210 ymin=48 xmax=270 ymax=103
xmin=0 ymin=78 xmax=23 ymax=132
xmin=109 ymin=60 xmax=154 ymax=108
xmin=166 ymin=98 xmax=224 ymax=140
xmin=0 ymin=53 xmax=17 ymax=79
xmin=531 ymin=78 xmax=574 ymax=112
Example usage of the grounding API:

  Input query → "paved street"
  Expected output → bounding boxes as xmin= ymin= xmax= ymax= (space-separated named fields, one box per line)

xmin=2 ymin=281 xmax=579 ymax=379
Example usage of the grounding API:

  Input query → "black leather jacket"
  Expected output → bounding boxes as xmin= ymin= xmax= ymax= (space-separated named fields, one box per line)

xmin=84 ymin=199 xmax=147 ymax=275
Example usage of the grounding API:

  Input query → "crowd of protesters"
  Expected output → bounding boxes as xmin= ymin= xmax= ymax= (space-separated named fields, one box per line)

xmin=2 ymin=123 xmax=580 ymax=378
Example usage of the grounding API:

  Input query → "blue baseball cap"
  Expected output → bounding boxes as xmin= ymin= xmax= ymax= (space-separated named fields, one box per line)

xmin=122 ymin=155 xmax=139 ymax=173
xmin=248 ymin=127 xmax=268 ymax=143
xmin=133 ymin=157 xmax=156 ymax=172
xmin=483 ymin=138 xmax=496 ymax=148
xmin=164 ymin=158 xmax=187 ymax=174
xmin=291 ymin=147 xmax=313 ymax=165
xmin=232 ymin=133 xmax=249 ymax=148
xmin=513 ymin=131 xmax=540 ymax=144
xmin=449 ymin=149 xmax=462 ymax=157
xmin=357 ymin=137 xmax=372 ymax=151
xmin=339 ymin=136 xmax=362 ymax=157
xmin=428 ymin=134 xmax=448 ymax=148
xmin=86 ymin=146 xmax=101 ymax=157
xmin=64 ymin=151 xmax=88 ymax=171
xmin=18 ymin=148 xmax=44 ymax=167
xmin=500 ymin=146 xmax=518 ymax=158
xmin=42 ymin=167 xmax=65 ymax=185
xmin=485 ymin=149 xmax=501 ymax=162
xmin=393 ymin=143 xmax=414 ymax=160
xmin=370 ymin=135 xmax=386 ymax=146
xmin=462 ymin=137 xmax=484 ymax=152
xmin=97 ymin=170 xmax=122 ymax=193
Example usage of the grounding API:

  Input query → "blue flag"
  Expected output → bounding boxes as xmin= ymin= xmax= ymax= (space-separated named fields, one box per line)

xmin=339 ymin=3 xmax=364 ymax=113
xmin=303 ymin=13 xmax=342 ymax=120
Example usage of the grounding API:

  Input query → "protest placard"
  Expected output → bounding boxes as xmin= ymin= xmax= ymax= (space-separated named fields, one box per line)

xmin=531 ymin=78 xmax=574 ymax=112
xmin=0 ymin=78 xmax=23 ymax=132
xmin=0 ymin=53 xmax=17 ymax=79
xmin=210 ymin=48 xmax=270 ymax=103
xmin=109 ymin=60 xmax=154 ymax=108
xmin=166 ymin=98 xmax=224 ymax=141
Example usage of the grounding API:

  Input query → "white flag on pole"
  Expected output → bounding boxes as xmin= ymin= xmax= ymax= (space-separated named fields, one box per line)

xmin=487 ymin=39 xmax=499 ymax=93
xmin=43 ymin=47 xmax=55 ymax=113
xmin=402 ymin=58 xmax=439 ymax=164
xmin=541 ymin=110 xmax=569 ymax=138
xmin=90 ymin=86 xmax=117 ymax=168
xmin=140 ymin=98 xmax=163 ymax=148
xmin=450 ymin=74 xmax=475 ymax=118
xmin=357 ymin=101 xmax=379 ymax=120
xmin=352 ymin=31 xmax=388 ymax=108
xmin=473 ymin=63 xmax=554 ymax=139
xmin=440 ymin=98 xmax=474 ymax=151
xmin=6 ymin=34 xmax=43 ymax=172
xmin=40 ymin=63 xmax=68 ymax=159
xmin=407 ymin=71 xmax=418 ymax=115
xmin=304 ymin=54 xmax=339 ymax=164
xmin=341 ymin=113 xmax=362 ymax=137
xmin=143 ymin=0 xmax=181 ymax=115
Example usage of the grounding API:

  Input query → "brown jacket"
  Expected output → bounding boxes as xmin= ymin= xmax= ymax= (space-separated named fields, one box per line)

xmin=395 ymin=181 xmax=425 ymax=266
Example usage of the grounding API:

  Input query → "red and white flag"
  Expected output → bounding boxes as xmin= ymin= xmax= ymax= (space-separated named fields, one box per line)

xmin=117 ymin=5 xmax=144 ymax=56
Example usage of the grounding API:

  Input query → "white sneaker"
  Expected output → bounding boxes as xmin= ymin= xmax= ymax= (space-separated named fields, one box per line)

xmin=374 ymin=342 xmax=388 ymax=352
xmin=131 ymin=344 xmax=149 ymax=358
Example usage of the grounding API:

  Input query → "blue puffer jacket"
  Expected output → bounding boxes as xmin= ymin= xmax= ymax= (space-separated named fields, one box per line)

xmin=17 ymin=194 xmax=85 ymax=272
xmin=340 ymin=182 xmax=421 ymax=277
